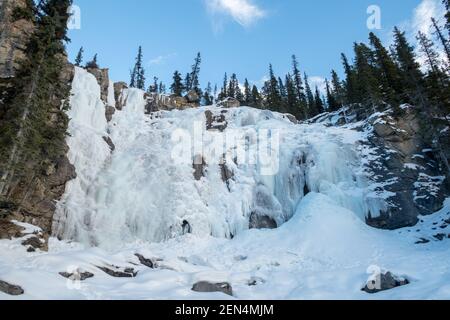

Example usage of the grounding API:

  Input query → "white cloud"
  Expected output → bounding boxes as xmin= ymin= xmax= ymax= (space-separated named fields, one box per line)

xmin=412 ymin=0 xmax=445 ymax=38
xmin=148 ymin=53 xmax=177 ymax=66
xmin=205 ymin=0 xmax=266 ymax=29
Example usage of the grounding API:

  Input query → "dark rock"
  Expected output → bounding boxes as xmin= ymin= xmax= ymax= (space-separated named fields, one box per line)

xmin=21 ymin=236 xmax=43 ymax=250
xmin=415 ymin=238 xmax=430 ymax=244
xmin=182 ymin=220 xmax=192 ymax=235
xmin=105 ymin=105 xmax=115 ymax=122
xmin=205 ymin=110 xmax=228 ymax=132
xmin=193 ymin=155 xmax=207 ymax=181
xmin=0 ymin=280 xmax=24 ymax=296
xmin=362 ymin=271 xmax=409 ymax=294
xmin=284 ymin=114 xmax=298 ymax=124
xmin=0 ymin=219 xmax=24 ymax=240
xmin=114 ymin=82 xmax=128 ymax=110
xmin=433 ymin=233 xmax=447 ymax=241
xmin=97 ymin=265 xmax=138 ymax=278
xmin=185 ymin=90 xmax=200 ymax=104
xmin=135 ymin=254 xmax=155 ymax=269
xmin=249 ymin=212 xmax=277 ymax=230
xmin=192 ymin=281 xmax=233 ymax=296
xmin=217 ymin=97 xmax=240 ymax=109
xmin=86 ymin=67 xmax=110 ymax=103
xmin=102 ymin=136 xmax=115 ymax=152
xmin=59 ymin=271 xmax=94 ymax=281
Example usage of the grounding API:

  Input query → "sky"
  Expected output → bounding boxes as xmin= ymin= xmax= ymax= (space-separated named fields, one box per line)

xmin=67 ymin=0 xmax=447 ymax=92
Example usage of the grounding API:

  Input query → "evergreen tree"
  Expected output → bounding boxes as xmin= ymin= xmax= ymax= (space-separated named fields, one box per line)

xmin=341 ymin=53 xmax=358 ymax=104
xmin=314 ymin=86 xmax=324 ymax=115
xmin=330 ymin=70 xmax=345 ymax=109
xmin=188 ymin=52 xmax=202 ymax=96
xmin=0 ymin=0 xmax=73 ymax=195
xmin=291 ymin=55 xmax=307 ymax=118
xmin=218 ymin=73 xmax=228 ymax=101
xmin=203 ymin=82 xmax=213 ymax=105
xmin=184 ymin=73 xmax=191 ymax=93
xmin=243 ymin=79 xmax=252 ymax=105
xmin=148 ymin=77 xmax=159 ymax=94
xmin=158 ymin=82 xmax=166 ymax=94
xmin=393 ymin=27 xmax=427 ymax=108
xmin=74 ymin=46 xmax=83 ymax=66
xmin=369 ymin=32 xmax=403 ymax=107
xmin=228 ymin=73 xmax=238 ymax=98
xmin=85 ymin=54 xmax=98 ymax=69
xmin=130 ymin=46 xmax=145 ymax=89
xmin=431 ymin=17 xmax=450 ymax=63
xmin=265 ymin=64 xmax=282 ymax=111
xmin=170 ymin=71 xmax=184 ymax=96
xmin=285 ymin=73 xmax=300 ymax=118
xmin=304 ymin=73 xmax=315 ymax=118
xmin=250 ymin=85 xmax=261 ymax=108
xmin=326 ymin=78 xmax=339 ymax=111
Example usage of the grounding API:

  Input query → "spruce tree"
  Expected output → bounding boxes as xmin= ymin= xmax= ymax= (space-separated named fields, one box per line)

xmin=265 ymin=64 xmax=282 ymax=111
xmin=393 ymin=27 xmax=427 ymax=108
xmin=291 ymin=55 xmax=307 ymax=118
xmin=431 ymin=17 xmax=450 ymax=63
xmin=330 ymin=70 xmax=345 ymax=108
xmin=218 ymin=73 xmax=228 ymax=101
xmin=341 ymin=53 xmax=358 ymax=104
xmin=74 ymin=46 xmax=83 ymax=67
xmin=85 ymin=54 xmax=98 ymax=69
xmin=314 ymin=86 xmax=324 ymax=115
xmin=304 ymin=73 xmax=315 ymax=118
xmin=170 ymin=71 xmax=184 ymax=96
xmin=189 ymin=52 xmax=202 ymax=96
xmin=243 ymin=79 xmax=252 ymax=105
xmin=251 ymin=85 xmax=261 ymax=108
xmin=203 ymin=82 xmax=213 ymax=105
xmin=326 ymin=79 xmax=339 ymax=111
xmin=285 ymin=73 xmax=300 ymax=118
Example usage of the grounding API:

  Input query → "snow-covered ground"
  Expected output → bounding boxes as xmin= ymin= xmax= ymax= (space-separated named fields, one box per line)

xmin=1 ymin=67 xmax=450 ymax=300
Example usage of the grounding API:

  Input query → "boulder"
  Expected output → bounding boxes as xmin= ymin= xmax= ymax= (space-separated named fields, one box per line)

xmin=185 ymin=90 xmax=200 ymax=104
xmin=217 ymin=98 xmax=240 ymax=109
xmin=97 ymin=265 xmax=138 ymax=278
xmin=135 ymin=253 xmax=155 ymax=269
xmin=205 ymin=110 xmax=227 ymax=132
xmin=59 ymin=271 xmax=94 ymax=281
xmin=249 ymin=212 xmax=277 ymax=229
xmin=362 ymin=271 xmax=409 ymax=294
xmin=0 ymin=280 xmax=24 ymax=296
xmin=102 ymin=136 xmax=115 ymax=152
xmin=192 ymin=281 xmax=233 ymax=296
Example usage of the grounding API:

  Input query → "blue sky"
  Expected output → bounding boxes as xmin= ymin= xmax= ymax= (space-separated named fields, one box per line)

xmin=67 ymin=0 xmax=447 ymax=91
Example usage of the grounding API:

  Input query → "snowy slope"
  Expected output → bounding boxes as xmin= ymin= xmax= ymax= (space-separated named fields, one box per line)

xmin=1 ymin=67 xmax=450 ymax=300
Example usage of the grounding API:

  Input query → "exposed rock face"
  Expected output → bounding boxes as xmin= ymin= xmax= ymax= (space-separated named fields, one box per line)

xmin=114 ymin=82 xmax=128 ymax=110
xmin=193 ymin=155 xmax=207 ymax=181
xmin=313 ymin=105 xmax=449 ymax=230
xmin=217 ymin=97 xmax=240 ymax=109
xmin=0 ymin=280 xmax=24 ymax=296
xmin=145 ymin=93 xmax=199 ymax=113
xmin=97 ymin=265 xmax=138 ymax=278
xmin=105 ymin=105 xmax=115 ymax=122
xmin=205 ymin=110 xmax=228 ymax=132
xmin=86 ymin=67 xmax=109 ymax=103
xmin=0 ymin=4 xmax=76 ymax=243
xmin=0 ymin=0 xmax=35 ymax=79
xmin=362 ymin=271 xmax=409 ymax=294
xmin=192 ymin=281 xmax=233 ymax=296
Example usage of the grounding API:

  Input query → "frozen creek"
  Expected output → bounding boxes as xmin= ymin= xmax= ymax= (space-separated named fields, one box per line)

xmin=1 ymin=67 xmax=450 ymax=300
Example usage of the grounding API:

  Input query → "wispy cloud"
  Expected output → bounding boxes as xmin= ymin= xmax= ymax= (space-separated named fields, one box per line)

xmin=412 ymin=0 xmax=445 ymax=38
xmin=148 ymin=53 xmax=177 ymax=66
xmin=309 ymin=76 xmax=327 ymax=95
xmin=205 ymin=0 xmax=266 ymax=31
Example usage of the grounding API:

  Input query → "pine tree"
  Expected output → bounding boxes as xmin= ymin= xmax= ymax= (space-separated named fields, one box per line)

xmin=170 ymin=71 xmax=184 ymax=96
xmin=243 ymin=79 xmax=252 ymax=105
xmin=203 ymin=82 xmax=213 ymax=105
xmin=330 ymin=70 xmax=345 ymax=109
xmin=228 ymin=73 xmax=238 ymax=98
xmin=341 ymin=53 xmax=358 ymax=104
xmin=285 ymin=73 xmax=300 ymax=118
xmin=304 ymin=73 xmax=315 ymax=118
xmin=431 ymin=17 xmax=450 ymax=63
xmin=74 ymin=46 xmax=83 ymax=67
xmin=85 ymin=54 xmax=98 ymax=69
xmin=218 ymin=73 xmax=228 ymax=101
xmin=369 ymin=32 xmax=403 ymax=107
xmin=393 ymin=27 xmax=427 ymax=108
xmin=291 ymin=55 xmax=307 ymax=118
xmin=184 ymin=73 xmax=191 ymax=93
xmin=0 ymin=0 xmax=73 ymax=195
xmin=326 ymin=78 xmax=339 ymax=111
xmin=314 ymin=86 xmax=324 ymax=115
xmin=265 ymin=64 xmax=282 ymax=111
xmin=189 ymin=52 xmax=202 ymax=96
xmin=251 ymin=85 xmax=261 ymax=108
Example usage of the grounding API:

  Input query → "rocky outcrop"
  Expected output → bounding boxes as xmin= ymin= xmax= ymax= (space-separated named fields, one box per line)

xmin=145 ymin=92 xmax=200 ymax=113
xmin=86 ymin=67 xmax=109 ymax=104
xmin=114 ymin=82 xmax=128 ymax=110
xmin=97 ymin=265 xmax=138 ymax=278
xmin=59 ymin=271 xmax=94 ymax=281
xmin=192 ymin=281 xmax=233 ymax=296
xmin=249 ymin=212 xmax=277 ymax=229
xmin=0 ymin=0 xmax=34 ymax=80
xmin=362 ymin=270 xmax=409 ymax=294
xmin=0 ymin=3 xmax=76 ymax=243
xmin=0 ymin=279 xmax=24 ymax=296
xmin=193 ymin=155 xmax=207 ymax=181
xmin=217 ymin=97 xmax=240 ymax=109
xmin=205 ymin=110 xmax=228 ymax=132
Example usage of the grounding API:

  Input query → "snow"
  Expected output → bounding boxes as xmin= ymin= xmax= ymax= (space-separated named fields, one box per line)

xmin=1 ymin=67 xmax=450 ymax=300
